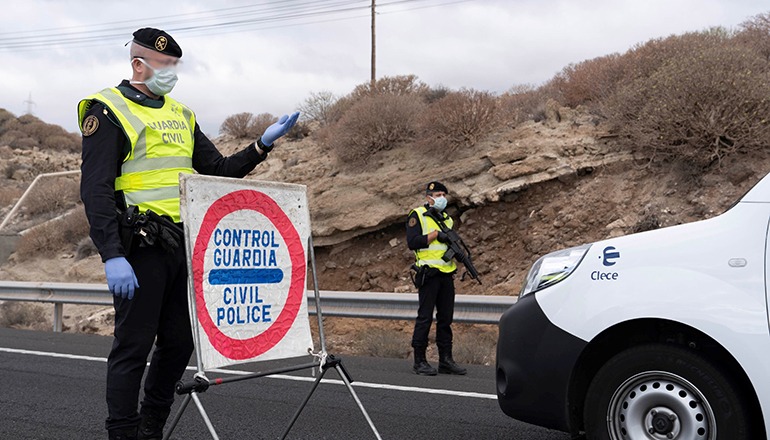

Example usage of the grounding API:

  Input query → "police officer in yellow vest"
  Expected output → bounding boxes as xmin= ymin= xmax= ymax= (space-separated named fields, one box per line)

xmin=405 ymin=181 xmax=467 ymax=376
xmin=78 ymin=28 xmax=299 ymax=440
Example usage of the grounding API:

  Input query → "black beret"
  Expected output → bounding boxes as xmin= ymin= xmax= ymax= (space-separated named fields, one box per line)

xmin=426 ymin=181 xmax=448 ymax=194
xmin=132 ymin=27 xmax=182 ymax=58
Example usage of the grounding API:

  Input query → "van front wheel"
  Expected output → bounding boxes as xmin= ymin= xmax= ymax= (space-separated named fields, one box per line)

xmin=583 ymin=344 xmax=751 ymax=440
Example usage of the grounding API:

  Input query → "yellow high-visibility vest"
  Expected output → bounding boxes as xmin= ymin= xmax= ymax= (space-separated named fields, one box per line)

xmin=78 ymin=88 xmax=196 ymax=222
xmin=411 ymin=206 xmax=457 ymax=273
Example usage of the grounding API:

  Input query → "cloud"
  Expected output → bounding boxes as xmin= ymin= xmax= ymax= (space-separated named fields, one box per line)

xmin=0 ymin=0 xmax=767 ymax=135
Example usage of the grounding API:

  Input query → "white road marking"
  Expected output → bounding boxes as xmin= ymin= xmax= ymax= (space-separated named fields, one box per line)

xmin=0 ymin=347 xmax=497 ymax=400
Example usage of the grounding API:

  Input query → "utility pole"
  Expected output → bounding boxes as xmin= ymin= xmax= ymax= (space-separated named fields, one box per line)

xmin=23 ymin=92 xmax=35 ymax=115
xmin=371 ymin=0 xmax=376 ymax=88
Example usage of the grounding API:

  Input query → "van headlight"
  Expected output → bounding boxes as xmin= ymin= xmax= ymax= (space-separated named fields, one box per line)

xmin=519 ymin=244 xmax=591 ymax=298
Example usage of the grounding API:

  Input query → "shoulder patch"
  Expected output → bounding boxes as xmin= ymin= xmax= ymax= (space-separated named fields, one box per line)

xmin=408 ymin=217 xmax=417 ymax=227
xmin=82 ymin=115 xmax=99 ymax=137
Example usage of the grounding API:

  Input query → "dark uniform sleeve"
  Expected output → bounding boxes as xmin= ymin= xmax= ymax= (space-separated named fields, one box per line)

xmin=406 ymin=211 xmax=429 ymax=250
xmin=192 ymin=123 xmax=268 ymax=177
xmin=80 ymin=103 xmax=127 ymax=262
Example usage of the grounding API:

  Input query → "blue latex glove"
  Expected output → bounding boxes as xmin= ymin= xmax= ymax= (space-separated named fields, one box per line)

xmin=105 ymin=257 xmax=139 ymax=300
xmin=260 ymin=111 xmax=300 ymax=146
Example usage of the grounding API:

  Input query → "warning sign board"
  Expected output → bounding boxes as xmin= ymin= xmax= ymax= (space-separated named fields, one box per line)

xmin=180 ymin=175 xmax=314 ymax=370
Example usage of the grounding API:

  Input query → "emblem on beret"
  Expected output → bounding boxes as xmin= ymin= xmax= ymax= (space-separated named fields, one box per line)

xmin=155 ymin=36 xmax=168 ymax=52
xmin=428 ymin=183 xmax=435 ymax=190
xmin=82 ymin=115 xmax=99 ymax=137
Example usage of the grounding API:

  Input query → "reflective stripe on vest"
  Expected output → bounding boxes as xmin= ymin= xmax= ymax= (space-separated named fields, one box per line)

xmin=411 ymin=206 xmax=457 ymax=273
xmin=78 ymin=88 xmax=196 ymax=222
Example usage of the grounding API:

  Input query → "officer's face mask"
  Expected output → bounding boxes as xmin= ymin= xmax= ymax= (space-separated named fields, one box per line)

xmin=131 ymin=57 xmax=178 ymax=96
xmin=430 ymin=195 xmax=448 ymax=211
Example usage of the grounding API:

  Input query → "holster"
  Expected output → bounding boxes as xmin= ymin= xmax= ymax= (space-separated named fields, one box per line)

xmin=116 ymin=206 xmax=184 ymax=256
xmin=410 ymin=264 xmax=439 ymax=289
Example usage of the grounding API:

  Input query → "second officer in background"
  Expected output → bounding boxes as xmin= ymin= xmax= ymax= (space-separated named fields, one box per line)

xmin=405 ymin=181 xmax=467 ymax=376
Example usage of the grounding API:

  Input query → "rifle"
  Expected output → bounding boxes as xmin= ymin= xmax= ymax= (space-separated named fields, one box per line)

xmin=424 ymin=208 xmax=482 ymax=285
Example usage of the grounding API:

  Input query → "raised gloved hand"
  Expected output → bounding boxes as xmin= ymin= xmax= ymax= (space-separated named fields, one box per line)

xmin=436 ymin=231 xmax=450 ymax=244
xmin=260 ymin=111 xmax=300 ymax=147
xmin=105 ymin=257 xmax=139 ymax=300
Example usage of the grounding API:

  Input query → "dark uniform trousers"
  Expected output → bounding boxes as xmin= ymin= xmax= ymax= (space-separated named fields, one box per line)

xmin=105 ymin=241 xmax=194 ymax=432
xmin=411 ymin=271 xmax=455 ymax=351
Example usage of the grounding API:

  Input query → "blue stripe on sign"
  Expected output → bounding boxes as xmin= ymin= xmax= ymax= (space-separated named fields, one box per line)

xmin=209 ymin=269 xmax=284 ymax=285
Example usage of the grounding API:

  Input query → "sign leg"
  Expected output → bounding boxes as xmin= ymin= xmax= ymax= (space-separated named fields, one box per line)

xmin=163 ymin=393 xmax=191 ymax=440
xmin=279 ymin=366 xmax=328 ymax=440
xmin=334 ymin=364 xmax=383 ymax=440
xmin=191 ymin=392 xmax=220 ymax=440
xmin=307 ymin=235 xmax=328 ymax=352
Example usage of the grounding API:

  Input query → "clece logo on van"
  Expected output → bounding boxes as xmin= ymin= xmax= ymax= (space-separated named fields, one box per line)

xmin=592 ymin=246 xmax=621 ymax=281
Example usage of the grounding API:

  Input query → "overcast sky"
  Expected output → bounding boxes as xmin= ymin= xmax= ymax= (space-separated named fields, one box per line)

xmin=0 ymin=0 xmax=767 ymax=136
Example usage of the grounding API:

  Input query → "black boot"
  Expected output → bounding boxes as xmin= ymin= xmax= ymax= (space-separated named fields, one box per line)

xmin=108 ymin=427 xmax=138 ymax=440
xmin=412 ymin=347 xmax=437 ymax=376
xmin=439 ymin=348 xmax=467 ymax=375
xmin=137 ymin=407 xmax=169 ymax=440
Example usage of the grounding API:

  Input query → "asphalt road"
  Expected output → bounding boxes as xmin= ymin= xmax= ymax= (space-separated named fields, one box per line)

xmin=0 ymin=327 xmax=570 ymax=440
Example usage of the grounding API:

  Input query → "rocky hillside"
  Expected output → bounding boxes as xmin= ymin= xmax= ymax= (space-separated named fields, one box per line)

xmin=1 ymin=105 xmax=767 ymax=298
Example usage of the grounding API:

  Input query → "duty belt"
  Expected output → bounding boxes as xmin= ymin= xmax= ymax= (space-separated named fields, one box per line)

xmin=117 ymin=206 xmax=184 ymax=255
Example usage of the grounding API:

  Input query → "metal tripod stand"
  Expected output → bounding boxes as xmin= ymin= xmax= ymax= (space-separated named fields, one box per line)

xmin=163 ymin=236 xmax=382 ymax=440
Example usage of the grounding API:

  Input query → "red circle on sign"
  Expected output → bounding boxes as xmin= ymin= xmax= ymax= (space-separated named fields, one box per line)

xmin=192 ymin=189 xmax=306 ymax=360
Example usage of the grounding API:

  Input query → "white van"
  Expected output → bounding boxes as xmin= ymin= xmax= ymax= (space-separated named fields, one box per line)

xmin=496 ymin=171 xmax=770 ymax=439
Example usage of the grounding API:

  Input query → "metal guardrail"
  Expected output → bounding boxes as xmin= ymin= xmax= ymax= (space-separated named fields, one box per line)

xmin=0 ymin=281 xmax=516 ymax=332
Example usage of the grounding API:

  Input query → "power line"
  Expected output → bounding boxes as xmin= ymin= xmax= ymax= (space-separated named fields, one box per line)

xmin=0 ymin=0 xmax=471 ymax=52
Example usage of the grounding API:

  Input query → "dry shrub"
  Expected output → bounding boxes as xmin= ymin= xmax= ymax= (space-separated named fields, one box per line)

xmin=298 ymin=91 xmax=339 ymax=126
xmin=420 ymin=89 xmax=499 ymax=150
xmin=358 ymin=327 xmax=409 ymax=358
xmin=423 ymin=84 xmax=451 ymax=104
xmin=0 ymin=129 xmax=30 ymax=147
xmin=603 ymin=29 xmax=770 ymax=167
xmin=251 ymin=113 xmax=277 ymax=139
xmin=14 ymin=207 xmax=90 ymax=261
xmin=0 ymin=182 xmax=23 ymax=206
xmin=452 ymin=324 xmax=497 ymax=366
xmin=736 ymin=12 xmax=770 ymax=61
xmin=499 ymin=84 xmax=550 ymax=125
xmin=285 ymin=121 xmax=310 ymax=141
xmin=1 ymin=117 xmax=21 ymax=135
xmin=0 ymin=112 xmax=80 ymax=152
xmin=21 ymin=175 xmax=80 ymax=217
xmin=0 ymin=301 xmax=50 ymax=330
xmin=3 ymin=161 xmax=26 ymax=179
xmin=350 ymin=74 xmax=429 ymax=100
xmin=328 ymin=94 xmax=425 ymax=166
xmin=0 ymin=108 xmax=15 ymax=133
xmin=10 ymin=137 xmax=38 ymax=149
xmin=554 ymin=53 xmax=627 ymax=109
xmin=220 ymin=112 xmax=276 ymax=139
xmin=42 ymin=134 xmax=81 ymax=153
xmin=220 ymin=112 xmax=253 ymax=138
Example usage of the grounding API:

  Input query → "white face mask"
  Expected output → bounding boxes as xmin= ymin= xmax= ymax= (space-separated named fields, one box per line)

xmin=131 ymin=57 xmax=178 ymax=96
xmin=430 ymin=195 xmax=448 ymax=211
